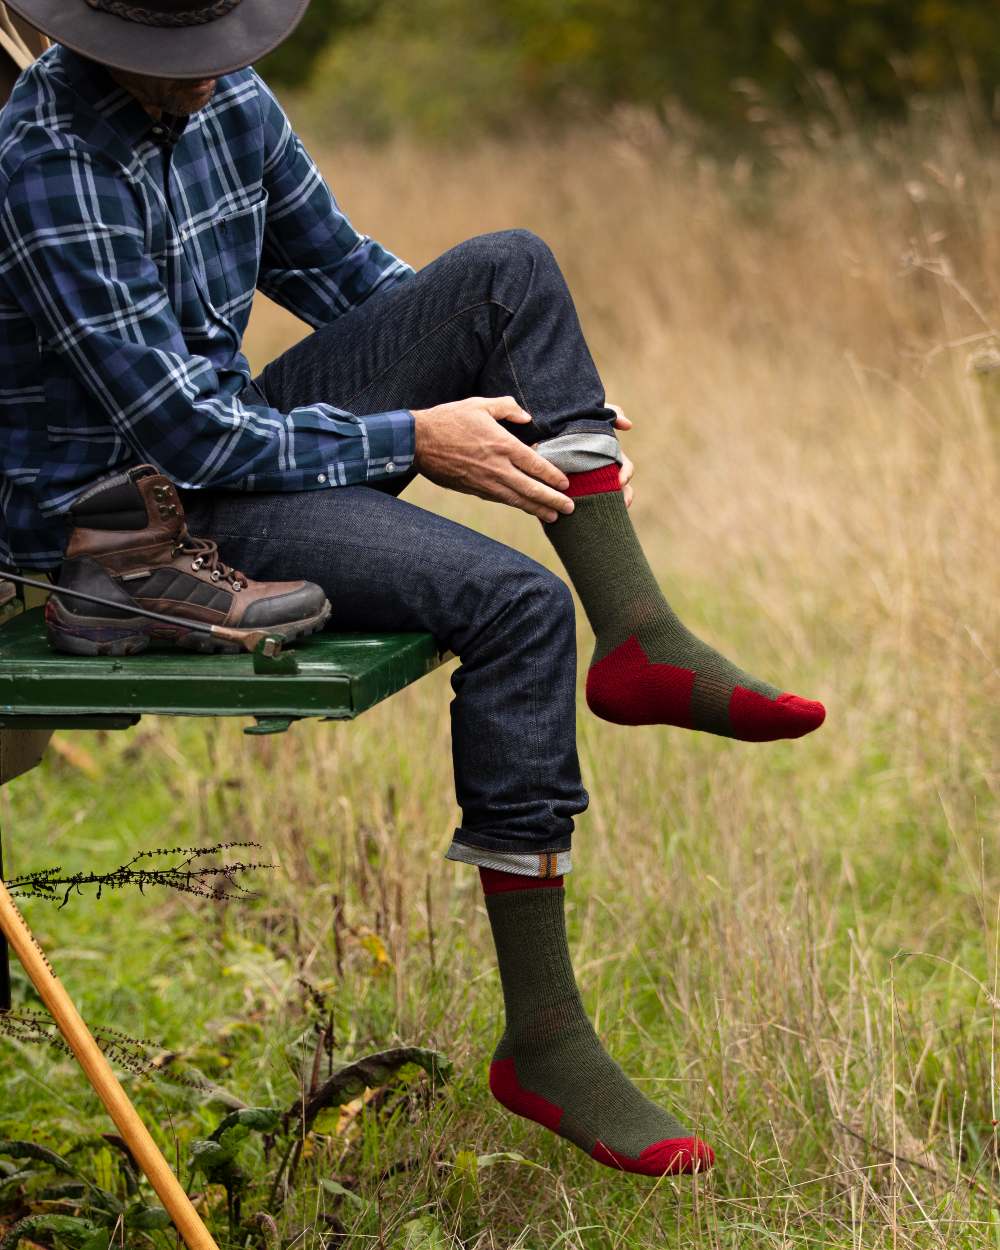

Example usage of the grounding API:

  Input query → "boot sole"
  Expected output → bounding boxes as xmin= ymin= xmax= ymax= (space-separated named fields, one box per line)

xmin=45 ymin=598 xmax=332 ymax=657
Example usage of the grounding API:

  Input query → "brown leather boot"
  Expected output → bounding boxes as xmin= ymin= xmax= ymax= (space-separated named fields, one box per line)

xmin=46 ymin=465 xmax=330 ymax=656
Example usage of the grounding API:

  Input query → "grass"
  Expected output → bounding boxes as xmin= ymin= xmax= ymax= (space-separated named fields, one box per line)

xmin=1 ymin=103 xmax=998 ymax=1248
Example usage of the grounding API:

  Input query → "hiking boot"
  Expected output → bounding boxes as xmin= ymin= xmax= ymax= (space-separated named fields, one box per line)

xmin=46 ymin=465 xmax=331 ymax=656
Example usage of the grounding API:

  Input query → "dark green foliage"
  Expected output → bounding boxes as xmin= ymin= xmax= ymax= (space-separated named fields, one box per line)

xmin=0 ymin=1048 xmax=451 ymax=1248
xmin=294 ymin=1046 xmax=452 ymax=1135
xmin=255 ymin=0 xmax=383 ymax=87
xmin=288 ymin=0 xmax=1000 ymax=139
xmin=0 ymin=1140 xmax=168 ymax=1250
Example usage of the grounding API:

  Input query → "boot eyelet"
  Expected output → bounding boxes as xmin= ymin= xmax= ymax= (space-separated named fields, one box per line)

xmin=211 ymin=570 xmax=221 ymax=581
xmin=191 ymin=557 xmax=204 ymax=571
xmin=232 ymin=580 xmax=244 ymax=591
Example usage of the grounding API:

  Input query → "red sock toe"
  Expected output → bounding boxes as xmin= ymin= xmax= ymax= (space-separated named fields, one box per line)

xmin=592 ymin=1135 xmax=715 ymax=1176
xmin=728 ymin=686 xmax=826 ymax=741
xmin=587 ymin=636 xmax=826 ymax=741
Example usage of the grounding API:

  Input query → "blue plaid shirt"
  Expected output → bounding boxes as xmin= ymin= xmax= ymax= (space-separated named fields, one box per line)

xmin=0 ymin=45 xmax=415 ymax=569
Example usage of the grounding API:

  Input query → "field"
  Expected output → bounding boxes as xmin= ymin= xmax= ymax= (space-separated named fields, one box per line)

xmin=1 ymin=106 xmax=998 ymax=1248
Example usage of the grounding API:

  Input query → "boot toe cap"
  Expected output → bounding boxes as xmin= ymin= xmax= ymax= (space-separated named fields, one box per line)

xmin=240 ymin=581 xmax=329 ymax=629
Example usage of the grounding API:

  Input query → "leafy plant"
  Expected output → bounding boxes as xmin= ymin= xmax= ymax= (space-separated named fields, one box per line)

xmin=0 ymin=1042 xmax=452 ymax=1249
xmin=180 ymin=1046 xmax=452 ymax=1244
xmin=276 ymin=1046 xmax=451 ymax=1199
xmin=0 ymin=1139 xmax=170 ymax=1250
xmin=188 ymin=1108 xmax=281 ymax=1244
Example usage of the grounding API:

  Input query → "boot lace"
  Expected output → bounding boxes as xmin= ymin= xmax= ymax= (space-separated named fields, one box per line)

xmin=174 ymin=531 xmax=248 ymax=592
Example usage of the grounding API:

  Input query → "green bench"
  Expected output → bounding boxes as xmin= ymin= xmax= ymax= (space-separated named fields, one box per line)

xmin=0 ymin=583 xmax=446 ymax=1249
xmin=0 ymin=589 xmax=445 ymax=1002
xmin=0 ymin=603 xmax=443 ymax=732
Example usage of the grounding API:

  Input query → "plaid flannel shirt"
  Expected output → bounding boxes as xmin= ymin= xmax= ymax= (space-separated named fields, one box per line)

xmin=0 ymin=45 xmax=414 ymax=569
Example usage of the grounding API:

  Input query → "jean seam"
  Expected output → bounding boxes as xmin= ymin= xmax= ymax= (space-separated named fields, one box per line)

xmin=500 ymin=326 xmax=531 ymax=416
xmin=207 ymin=529 xmax=513 ymax=596
xmin=336 ymin=299 xmax=516 ymax=411
xmin=215 ymin=529 xmax=564 ymax=836
xmin=451 ymin=829 xmax=573 ymax=854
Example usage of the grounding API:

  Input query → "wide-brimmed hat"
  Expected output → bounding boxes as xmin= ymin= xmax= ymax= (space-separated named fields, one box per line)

xmin=3 ymin=0 xmax=311 ymax=80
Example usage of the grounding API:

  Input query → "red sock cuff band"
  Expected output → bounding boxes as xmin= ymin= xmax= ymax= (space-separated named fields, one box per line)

xmin=565 ymin=465 xmax=622 ymax=498
xmin=479 ymin=867 xmax=565 ymax=895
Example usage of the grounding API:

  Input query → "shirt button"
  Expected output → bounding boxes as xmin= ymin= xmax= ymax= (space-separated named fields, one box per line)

xmin=317 ymin=473 xmax=327 ymax=483
xmin=151 ymin=126 xmax=165 ymax=139
xmin=385 ymin=461 xmax=396 ymax=473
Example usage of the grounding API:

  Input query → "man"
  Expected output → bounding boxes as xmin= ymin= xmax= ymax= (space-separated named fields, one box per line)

xmin=0 ymin=0 xmax=826 ymax=1176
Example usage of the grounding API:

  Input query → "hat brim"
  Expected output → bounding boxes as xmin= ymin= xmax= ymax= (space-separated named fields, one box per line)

xmin=3 ymin=0 xmax=311 ymax=79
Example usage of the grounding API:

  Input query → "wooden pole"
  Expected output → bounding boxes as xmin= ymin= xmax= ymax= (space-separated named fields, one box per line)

xmin=0 ymin=878 xmax=220 ymax=1250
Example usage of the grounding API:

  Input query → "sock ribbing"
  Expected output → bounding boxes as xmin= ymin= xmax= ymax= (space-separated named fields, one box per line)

xmin=482 ymin=873 xmax=714 ymax=1174
xmin=544 ymin=475 xmax=825 ymax=741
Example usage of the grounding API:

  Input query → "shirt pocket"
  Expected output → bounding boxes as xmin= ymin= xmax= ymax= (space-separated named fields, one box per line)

xmin=212 ymin=191 xmax=268 ymax=314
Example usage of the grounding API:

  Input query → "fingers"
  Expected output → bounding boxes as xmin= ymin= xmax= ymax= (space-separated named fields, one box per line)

xmin=608 ymin=402 xmax=633 ymax=431
xmin=496 ymin=487 xmax=561 ymax=523
xmin=499 ymin=463 xmax=575 ymax=519
xmin=507 ymin=440 xmax=571 ymax=493
xmin=495 ymin=480 xmax=563 ymax=523
xmin=619 ymin=450 xmax=635 ymax=508
xmin=483 ymin=395 xmax=532 ymax=424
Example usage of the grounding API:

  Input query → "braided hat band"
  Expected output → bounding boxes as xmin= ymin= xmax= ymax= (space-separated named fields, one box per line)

xmin=84 ymin=0 xmax=243 ymax=27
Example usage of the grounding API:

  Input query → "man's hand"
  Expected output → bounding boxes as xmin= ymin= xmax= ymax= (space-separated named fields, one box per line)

xmin=608 ymin=403 xmax=635 ymax=509
xmin=412 ymin=396 xmax=575 ymax=524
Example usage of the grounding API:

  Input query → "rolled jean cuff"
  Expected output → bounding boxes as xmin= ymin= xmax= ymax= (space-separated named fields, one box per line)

xmin=445 ymin=837 xmax=572 ymax=878
xmin=535 ymin=432 xmax=622 ymax=474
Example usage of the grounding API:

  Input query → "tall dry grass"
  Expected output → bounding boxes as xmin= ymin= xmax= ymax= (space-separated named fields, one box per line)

xmin=6 ymin=106 xmax=997 ymax=1248
xmin=223 ymin=105 xmax=998 ymax=1247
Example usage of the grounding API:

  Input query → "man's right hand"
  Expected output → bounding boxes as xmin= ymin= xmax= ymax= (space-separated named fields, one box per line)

xmin=411 ymin=396 xmax=575 ymax=524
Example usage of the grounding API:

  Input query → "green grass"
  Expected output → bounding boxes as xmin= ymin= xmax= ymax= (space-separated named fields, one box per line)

xmin=3 ymin=109 xmax=999 ymax=1248
xmin=1 ymin=608 xmax=995 ymax=1248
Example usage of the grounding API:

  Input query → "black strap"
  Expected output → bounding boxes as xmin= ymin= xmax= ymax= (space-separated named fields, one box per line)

xmin=84 ymin=0 xmax=243 ymax=28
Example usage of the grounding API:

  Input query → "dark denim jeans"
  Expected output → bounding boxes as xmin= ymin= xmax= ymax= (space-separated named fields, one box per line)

xmin=184 ymin=230 xmax=617 ymax=874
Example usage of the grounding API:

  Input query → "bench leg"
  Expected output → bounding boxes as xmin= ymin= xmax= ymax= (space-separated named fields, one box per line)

xmin=0 ymin=877 xmax=220 ymax=1250
xmin=1 ymin=729 xmax=54 ymax=1012
xmin=0 ymin=839 xmax=9 ymax=1012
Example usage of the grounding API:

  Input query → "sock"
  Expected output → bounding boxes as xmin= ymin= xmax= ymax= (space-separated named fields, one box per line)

xmin=543 ymin=465 xmax=826 ymax=741
xmin=481 ymin=867 xmax=714 ymax=1176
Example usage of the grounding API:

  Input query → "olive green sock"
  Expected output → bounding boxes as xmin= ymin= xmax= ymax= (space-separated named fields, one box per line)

xmin=541 ymin=466 xmax=826 ymax=741
xmin=482 ymin=869 xmax=714 ymax=1175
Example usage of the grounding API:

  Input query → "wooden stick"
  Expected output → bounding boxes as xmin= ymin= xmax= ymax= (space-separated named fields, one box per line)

xmin=0 ymin=878 xmax=220 ymax=1250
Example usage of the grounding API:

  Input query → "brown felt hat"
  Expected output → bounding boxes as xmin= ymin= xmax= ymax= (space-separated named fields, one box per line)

xmin=3 ymin=0 xmax=311 ymax=80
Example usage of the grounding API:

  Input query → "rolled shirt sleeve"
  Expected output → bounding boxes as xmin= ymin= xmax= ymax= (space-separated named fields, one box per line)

xmin=0 ymin=150 xmax=414 ymax=491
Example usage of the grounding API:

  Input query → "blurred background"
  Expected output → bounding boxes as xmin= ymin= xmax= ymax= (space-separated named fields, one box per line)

xmin=228 ymin=7 xmax=1000 ymax=1237
xmin=3 ymin=5 xmax=999 ymax=1249
xmin=257 ymin=0 xmax=1000 ymax=140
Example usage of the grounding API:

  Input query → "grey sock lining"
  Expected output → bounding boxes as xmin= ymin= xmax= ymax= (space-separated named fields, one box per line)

xmin=535 ymin=432 xmax=622 ymax=475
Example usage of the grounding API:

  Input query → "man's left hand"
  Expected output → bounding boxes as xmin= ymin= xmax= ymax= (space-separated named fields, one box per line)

xmin=608 ymin=403 xmax=634 ymax=509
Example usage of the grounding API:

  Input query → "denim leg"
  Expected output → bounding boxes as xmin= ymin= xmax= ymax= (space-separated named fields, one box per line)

xmin=183 ymin=230 xmax=616 ymax=873
xmin=183 ymin=485 xmax=588 ymax=872
xmin=258 ymin=229 xmax=619 ymax=449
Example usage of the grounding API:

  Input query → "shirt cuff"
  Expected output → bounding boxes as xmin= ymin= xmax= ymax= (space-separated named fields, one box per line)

xmin=359 ymin=409 xmax=415 ymax=480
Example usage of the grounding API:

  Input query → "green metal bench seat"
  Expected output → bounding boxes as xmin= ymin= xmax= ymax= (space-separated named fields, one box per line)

xmin=0 ymin=596 xmax=447 ymax=1013
xmin=0 ymin=606 xmax=445 ymax=734
xmin=0 ymin=585 xmax=450 ymax=1250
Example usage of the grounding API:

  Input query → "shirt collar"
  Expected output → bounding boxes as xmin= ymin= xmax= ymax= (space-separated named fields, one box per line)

xmin=55 ymin=45 xmax=190 ymax=150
